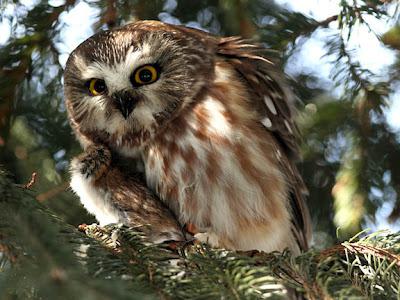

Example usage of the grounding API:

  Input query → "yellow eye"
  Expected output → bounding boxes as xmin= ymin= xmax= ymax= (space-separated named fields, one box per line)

xmin=132 ymin=65 xmax=159 ymax=86
xmin=87 ymin=78 xmax=107 ymax=96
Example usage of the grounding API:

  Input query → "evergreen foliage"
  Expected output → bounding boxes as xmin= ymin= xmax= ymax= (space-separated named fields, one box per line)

xmin=1 ymin=0 xmax=400 ymax=299
xmin=1 ymin=170 xmax=399 ymax=299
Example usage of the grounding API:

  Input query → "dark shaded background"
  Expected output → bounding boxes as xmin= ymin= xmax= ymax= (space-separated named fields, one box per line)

xmin=1 ymin=0 xmax=400 ymax=248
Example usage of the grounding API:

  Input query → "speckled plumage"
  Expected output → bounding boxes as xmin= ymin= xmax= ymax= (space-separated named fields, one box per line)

xmin=70 ymin=144 xmax=185 ymax=243
xmin=64 ymin=20 xmax=311 ymax=253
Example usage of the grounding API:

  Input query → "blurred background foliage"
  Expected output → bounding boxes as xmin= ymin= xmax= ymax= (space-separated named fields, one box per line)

xmin=0 ymin=0 xmax=400 ymax=249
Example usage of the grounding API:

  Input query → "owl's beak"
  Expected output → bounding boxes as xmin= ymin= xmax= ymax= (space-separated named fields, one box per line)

xmin=112 ymin=91 xmax=136 ymax=119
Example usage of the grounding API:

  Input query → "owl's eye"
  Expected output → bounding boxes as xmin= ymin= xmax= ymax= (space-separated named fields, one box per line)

xmin=131 ymin=65 xmax=159 ymax=86
xmin=87 ymin=78 xmax=107 ymax=96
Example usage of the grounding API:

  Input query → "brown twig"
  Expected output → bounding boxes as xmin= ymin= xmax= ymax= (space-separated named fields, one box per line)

xmin=319 ymin=242 xmax=400 ymax=267
xmin=78 ymin=224 xmax=88 ymax=232
xmin=24 ymin=172 xmax=37 ymax=189
xmin=344 ymin=243 xmax=400 ymax=267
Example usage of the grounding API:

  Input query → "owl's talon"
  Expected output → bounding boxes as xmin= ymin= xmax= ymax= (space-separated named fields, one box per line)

xmin=193 ymin=232 xmax=221 ymax=248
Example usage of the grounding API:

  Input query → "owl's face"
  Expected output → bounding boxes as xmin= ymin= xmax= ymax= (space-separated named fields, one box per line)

xmin=64 ymin=21 xmax=215 ymax=151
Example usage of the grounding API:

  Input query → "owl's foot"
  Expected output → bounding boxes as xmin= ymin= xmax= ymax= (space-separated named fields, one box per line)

xmin=181 ymin=223 xmax=223 ymax=248
xmin=71 ymin=144 xmax=111 ymax=181
xmin=193 ymin=232 xmax=221 ymax=248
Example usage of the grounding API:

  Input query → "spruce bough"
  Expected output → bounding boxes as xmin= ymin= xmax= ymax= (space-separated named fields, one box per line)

xmin=0 ymin=170 xmax=399 ymax=299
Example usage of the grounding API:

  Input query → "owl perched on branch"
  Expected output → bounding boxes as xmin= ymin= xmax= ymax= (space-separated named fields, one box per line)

xmin=64 ymin=20 xmax=311 ymax=254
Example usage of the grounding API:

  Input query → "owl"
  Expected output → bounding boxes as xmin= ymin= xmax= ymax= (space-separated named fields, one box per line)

xmin=64 ymin=20 xmax=311 ymax=254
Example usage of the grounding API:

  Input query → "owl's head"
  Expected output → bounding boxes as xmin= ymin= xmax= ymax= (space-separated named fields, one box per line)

xmin=64 ymin=21 xmax=215 ymax=151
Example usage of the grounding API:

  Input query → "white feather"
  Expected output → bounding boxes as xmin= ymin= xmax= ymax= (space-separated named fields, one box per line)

xmin=70 ymin=163 xmax=123 ymax=225
xmin=261 ymin=117 xmax=272 ymax=128
xmin=202 ymin=97 xmax=232 ymax=136
xmin=263 ymin=95 xmax=277 ymax=115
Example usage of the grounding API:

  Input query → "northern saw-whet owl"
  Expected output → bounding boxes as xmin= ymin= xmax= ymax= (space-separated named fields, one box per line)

xmin=64 ymin=20 xmax=311 ymax=254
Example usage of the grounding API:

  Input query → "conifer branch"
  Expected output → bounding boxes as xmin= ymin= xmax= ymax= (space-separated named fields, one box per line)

xmin=1 ymin=168 xmax=400 ymax=299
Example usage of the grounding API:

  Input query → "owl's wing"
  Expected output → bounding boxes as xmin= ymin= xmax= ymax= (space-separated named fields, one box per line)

xmin=217 ymin=37 xmax=312 ymax=251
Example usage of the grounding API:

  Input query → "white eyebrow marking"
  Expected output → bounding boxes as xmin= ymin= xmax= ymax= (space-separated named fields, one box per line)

xmin=76 ymin=44 xmax=158 ymax=94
